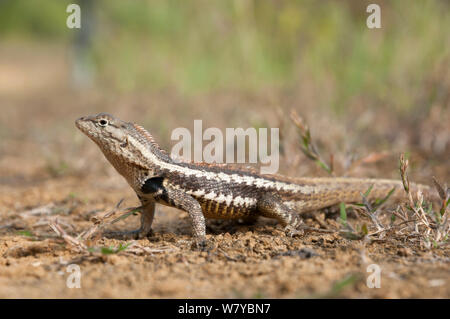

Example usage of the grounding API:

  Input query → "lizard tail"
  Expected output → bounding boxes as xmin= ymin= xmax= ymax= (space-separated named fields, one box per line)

xmin=289 ymin=177 xmax=434 ymax=213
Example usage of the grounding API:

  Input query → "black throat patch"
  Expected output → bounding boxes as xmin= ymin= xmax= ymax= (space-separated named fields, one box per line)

xmin=141 ymin=176 xmax=165 ymax=194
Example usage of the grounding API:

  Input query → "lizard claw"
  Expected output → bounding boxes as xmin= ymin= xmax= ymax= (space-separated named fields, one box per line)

xmin=192 ymin=238 xmax=213 ymax=252
xmin=284 ymin=226 xmax=304 ymax=238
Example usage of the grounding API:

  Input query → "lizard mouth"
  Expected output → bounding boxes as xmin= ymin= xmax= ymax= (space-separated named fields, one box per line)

xmin=75 ymin=117 xmax=84 ymax=130
xmin=75 ymin=116 xmax=91 ymax=135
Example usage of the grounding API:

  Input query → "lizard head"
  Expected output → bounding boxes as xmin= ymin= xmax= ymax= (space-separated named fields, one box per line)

xmin=75 ymin=112 xmax=137 ymax=159
xmin=76 ymin=113 xmax=169 ymax=170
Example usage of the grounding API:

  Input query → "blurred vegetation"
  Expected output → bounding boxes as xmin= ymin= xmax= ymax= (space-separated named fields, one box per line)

xmin=0 ymin=0 xmax=449 ymax=111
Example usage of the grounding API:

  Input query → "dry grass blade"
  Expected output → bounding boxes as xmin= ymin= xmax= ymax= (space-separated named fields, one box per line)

xmin=327 ymin=154 xmax=448 ymax=246
xmin=432 ymin=176 xmax=449 ymax=217
xmin=90 ymin=198 xmax=124 ymax=224
xmin=78 ymin=200 xmax=142 ymax=240
xmin=20 ymin=203 xmax=56 ymax=218
xmin=290 ymin=109 xmax=334 ymax=175
xmin=396 ymin=153 xmax=449 ymax=249
xmin=49 ymin=218 xmax=88 ymax=253
xmin=124 ymin=242 xmax=177 ymax=255
xmin=399 ymin=153 xmax=410 ymax=193
xmin=48 ymin=203 xmax=167 ymax=256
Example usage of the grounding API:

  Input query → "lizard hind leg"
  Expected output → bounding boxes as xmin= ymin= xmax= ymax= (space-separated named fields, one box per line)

xmin=257 ymin=194 xmax=304 ymax=237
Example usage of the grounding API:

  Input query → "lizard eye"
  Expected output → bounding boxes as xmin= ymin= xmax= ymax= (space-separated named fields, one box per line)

xmin=98 ymin=119 xmax=109 ymax=127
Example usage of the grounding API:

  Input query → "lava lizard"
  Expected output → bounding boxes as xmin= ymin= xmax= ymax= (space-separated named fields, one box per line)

xmin=76 ymin=113 xmax=429 ymax=248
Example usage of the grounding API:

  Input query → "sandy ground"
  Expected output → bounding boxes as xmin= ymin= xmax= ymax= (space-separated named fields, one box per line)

xmin=0 ymin=174 xmax=448 ymax=298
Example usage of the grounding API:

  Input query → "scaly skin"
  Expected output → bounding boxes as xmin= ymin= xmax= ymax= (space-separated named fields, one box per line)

xmin=75 ymin=113 xmax=429 ymax=248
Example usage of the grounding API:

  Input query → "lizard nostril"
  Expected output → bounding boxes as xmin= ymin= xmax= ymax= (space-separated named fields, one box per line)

xmin=75 ymin=117 xmax=86 ymax=128
xmin=76 ymin=116 xmax=87 ymax=124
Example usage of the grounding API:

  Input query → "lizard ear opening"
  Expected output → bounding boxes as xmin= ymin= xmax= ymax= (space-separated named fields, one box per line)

xmin=120 ymin=137 xmax=128 ymax=148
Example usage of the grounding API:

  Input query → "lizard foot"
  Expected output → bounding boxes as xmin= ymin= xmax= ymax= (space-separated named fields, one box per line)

xmin=284 ymin=225 xmax=304 ymax=238
xmin=191 ymin=238 xmax=214 ymax=252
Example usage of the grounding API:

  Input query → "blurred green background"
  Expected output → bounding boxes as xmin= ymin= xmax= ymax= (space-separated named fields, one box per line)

xmin=0 ymin=0 xmax=449 ymax=113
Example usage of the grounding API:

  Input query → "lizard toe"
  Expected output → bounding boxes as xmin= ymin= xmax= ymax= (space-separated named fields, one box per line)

xmin=192 ymin=238 xmax=214 ymax=252
xmin=284 ymin=225 xmax=304 ymax=238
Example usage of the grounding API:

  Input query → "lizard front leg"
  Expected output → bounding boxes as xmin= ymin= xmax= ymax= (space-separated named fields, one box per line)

xmin=137 ymin=198 xmax=155 ymax=237
xmin=257 ymin=193 xmax=304 ymax=236
xmin=106 ymin=199 xmax=155 ymax=239
xmin=164 ymin=187 xmax=208 ymax=249
xmin=140 ymin=177 xmax=207 ymax=248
